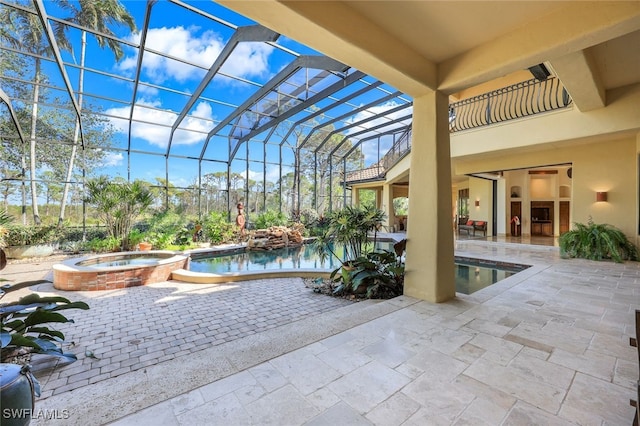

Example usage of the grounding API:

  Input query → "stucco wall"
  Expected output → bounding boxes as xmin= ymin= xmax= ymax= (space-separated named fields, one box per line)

xmin=456 ymin=136 xmax=638 ymax=239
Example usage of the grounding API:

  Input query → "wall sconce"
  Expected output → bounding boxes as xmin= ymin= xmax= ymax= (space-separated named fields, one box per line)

xmin=474 ymin=200 xmax=480 ymax=207
xmin=596 ymin=191 xmax=608 ymax=202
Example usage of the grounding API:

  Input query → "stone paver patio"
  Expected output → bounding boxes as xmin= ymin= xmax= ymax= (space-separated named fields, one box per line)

xmin=2 ymin=238 xmax=638 ymax=425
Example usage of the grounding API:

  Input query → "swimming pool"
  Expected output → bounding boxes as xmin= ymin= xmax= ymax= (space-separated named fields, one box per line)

xmin=189 ymin=241 xmax=393 ymax=274
xmin=454 ymin=256 xmax=529 ymax=294
xmin=188 ymin=245 xmax=529 ymax=295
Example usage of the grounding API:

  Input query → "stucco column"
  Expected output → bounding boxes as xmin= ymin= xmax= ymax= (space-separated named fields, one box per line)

xmin=636 ymin=131 xmax=640 ymax=248
xmin=404 ymin=91 xmax=455 ymax=303
xmin=353 ymin=187 xmax=360 ymax=206
xmin=381 ymin=184 xmax=394 ymax=230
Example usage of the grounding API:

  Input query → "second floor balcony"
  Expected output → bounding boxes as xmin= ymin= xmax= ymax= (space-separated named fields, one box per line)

xmin=345 ymin=76 xmax=573 ymax=184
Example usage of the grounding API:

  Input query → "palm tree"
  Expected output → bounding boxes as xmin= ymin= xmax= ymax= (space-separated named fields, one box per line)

xmin=0 ymin=1 xmax=135 ymax=225
xmin=56 ymin=0 xmax=136 ymax=225
xmin=0 ymin=5 xmax=47 ymax=224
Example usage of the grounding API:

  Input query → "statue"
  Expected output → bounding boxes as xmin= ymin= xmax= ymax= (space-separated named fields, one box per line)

xmin=235 ymin=202 xmax=246 ymax=235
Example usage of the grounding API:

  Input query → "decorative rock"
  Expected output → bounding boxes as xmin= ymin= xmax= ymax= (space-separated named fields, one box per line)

xmin=247 ymin=225 xmax=304 ymax=251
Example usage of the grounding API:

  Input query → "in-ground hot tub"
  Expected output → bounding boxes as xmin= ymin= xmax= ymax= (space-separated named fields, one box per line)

xmin=53 ymin=251 xmax=189 ymax=291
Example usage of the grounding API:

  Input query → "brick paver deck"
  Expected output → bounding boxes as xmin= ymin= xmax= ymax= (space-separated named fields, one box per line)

xmin=3 ymin=270 xmax=352 ymax=399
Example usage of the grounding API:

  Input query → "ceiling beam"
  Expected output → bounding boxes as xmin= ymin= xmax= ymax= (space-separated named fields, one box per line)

xmin=438 ymin=1 xmax=640 ymax=94
xmin=217 ymin=0 xmax=436 ymax=96
xmin=547 ymin=50 xmax=605 ymax=112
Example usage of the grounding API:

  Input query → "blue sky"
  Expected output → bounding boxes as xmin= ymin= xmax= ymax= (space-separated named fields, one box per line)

xmin=34 ymin=0 xmax=412 ymax=188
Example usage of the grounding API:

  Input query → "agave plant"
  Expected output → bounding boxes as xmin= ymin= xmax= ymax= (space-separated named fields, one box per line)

xmin=559 ymin=218 xmax=638 ymax=263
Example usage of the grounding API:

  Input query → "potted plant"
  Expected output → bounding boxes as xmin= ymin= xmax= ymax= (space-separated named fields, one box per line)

xmin=0 ymin=249 xmax=89 ymax=424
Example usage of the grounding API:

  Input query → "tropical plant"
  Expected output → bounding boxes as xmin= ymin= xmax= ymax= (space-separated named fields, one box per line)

xmin=330 ymin=244 xmax=405 ymax=298
xmin=202 ymin=211 xmax=236 ymax=244
xmin=254 ymin=210 xmax=288 ymax=229
xmin=315 ymin=205 xmax=386 ymax=263
xmin=142 ymin=210 xmax=195 ymax=249
xmin=127 ymin=228 xmax=146 ymax=249
xmin=84 ymin=176 xmax=153 ymax=250
xmin=559 ymin=218 xmax=638 ymax=263
xmin=0 ymin=292 xmax=90 ymax=364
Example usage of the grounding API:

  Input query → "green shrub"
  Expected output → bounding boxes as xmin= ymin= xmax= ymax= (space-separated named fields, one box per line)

xmin=5 ymin=225 xmax=63 ymax=246
xmin=146 ymin=231 xmax=174 ymax=250
xmin=254 ymin=210 xmax=288 ymax=229
xmin=202 ymin=212 xmax=236 ymax=244
xmin=0 ymin=210 xmax=14 ymax=248
xmin=59 ymin=226 xmax=108 ymax=243
xmin=293 ymin=208 xmax=328 ymax=237
xmin=87 ymin=236 xmax=121 ymax=253
xmin=559 ymin=219 xmax=638 ymax=263
xmin=143 ymin=210 xmax=198 ymax=248
xmin=127 ymin=228 xmax=146 ymax=249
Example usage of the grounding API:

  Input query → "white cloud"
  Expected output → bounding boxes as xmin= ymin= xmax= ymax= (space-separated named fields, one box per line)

xmin=136 ymin=84 xmax=159 ymax=97
xmin=105 ymin=99 xmax=215 ymax=148
xmin=238 ymin=164 xmax=281 ymax=184
xmin=94 ymin=150 xmax=123 ymax=167
xmin=345 ymin=102 xmax=413 ymax=137
xmin=117 ymin=26 xmax=273 ymax=84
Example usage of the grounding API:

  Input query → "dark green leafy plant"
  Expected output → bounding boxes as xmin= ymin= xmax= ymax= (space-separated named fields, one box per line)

xmin=293 ymin=209 xmax=329 ymax=237
xmin=1 ymin=293 xmax=90 ymax=363
xmin=87 ymin=236 xmax=122 ymax=253
xmin=559 ymin=219 xmax=638 ymax=263
xmin=330 ymin=247 xmax=405 ymax=299
xmin=127 ymin=228 xmax=146 ymax=248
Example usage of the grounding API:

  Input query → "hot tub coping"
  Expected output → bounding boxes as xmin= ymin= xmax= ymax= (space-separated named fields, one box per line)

xmin=54 ymin=250 xmax=187 ymax=273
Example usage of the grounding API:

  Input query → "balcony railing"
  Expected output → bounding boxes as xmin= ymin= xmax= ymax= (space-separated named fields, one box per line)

xmin=449 ymin=77 xmax=572 ymax=132
xmin=344 ymin=77 xmax=572 ymax=184
xmin=344 ymin=126 xmax=412 ymax=183
xmin=381 ymin=126 xmax=412 ymax=172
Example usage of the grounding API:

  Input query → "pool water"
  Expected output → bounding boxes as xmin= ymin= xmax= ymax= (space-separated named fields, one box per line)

xmin=189 ymin=241 xmax=395 ymax=274
xmin=76 ymin=254 xmax=171 ymax=268
xmin=81 ymin=258 xmax=160 ymax=268
xmin=454 ymin=257 xmax=528 ymax=295
xmin=190 ymin=245 xmax=528 ymax=295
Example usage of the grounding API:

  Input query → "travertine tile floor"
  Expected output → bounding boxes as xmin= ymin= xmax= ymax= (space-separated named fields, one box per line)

xmin=3 ymin=237 xmax=638 ymax=425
